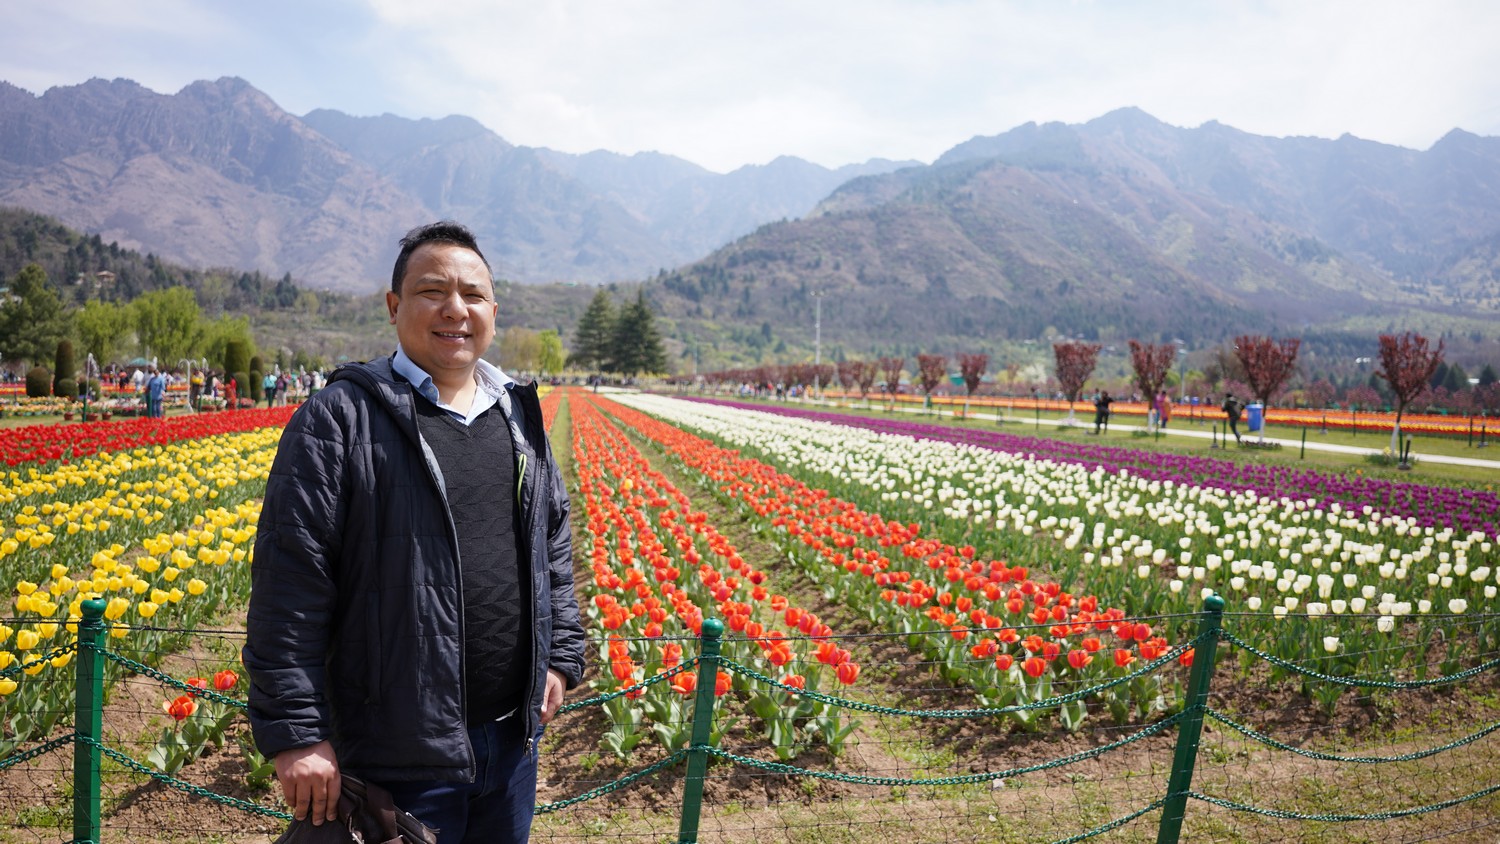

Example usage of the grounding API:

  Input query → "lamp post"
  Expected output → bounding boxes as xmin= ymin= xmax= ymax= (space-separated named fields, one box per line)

xmin=811 ymin=289 xmax=824 ymax=400
xmin=179 ymin=358 xmax=196 ymax=413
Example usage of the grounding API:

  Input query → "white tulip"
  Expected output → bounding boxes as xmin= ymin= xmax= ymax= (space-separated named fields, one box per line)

xmin=1323 ymin=636 xmax=1340 ymax=654
xmin=1377 ymin=616 xmax=1395 ymax=633
xmin=1449 ymin=599 xmax=1468 ymax=614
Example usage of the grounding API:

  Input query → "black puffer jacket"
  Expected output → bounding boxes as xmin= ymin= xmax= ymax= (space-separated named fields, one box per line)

xmin=244 ymin=358 xmax=585 ymax=781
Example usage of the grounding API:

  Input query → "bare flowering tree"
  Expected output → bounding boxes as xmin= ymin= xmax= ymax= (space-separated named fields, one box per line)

xmin=916 ymin=354 xmax=947 ymax=410
xmin=878 ymin=357 xmax=905 ymax=410
xmin=1376 ymin=332 xmax=1444 ymax=453
xmin=958 ymin=353 xmax=989 ymax=417
xmin=1233 ymin=335 xmax=1301 ymax=441
xmin=1128 ymin=341 xmax=1176 ymax=430
xmin=1052 ymin=342 xmax=1101 ymax=422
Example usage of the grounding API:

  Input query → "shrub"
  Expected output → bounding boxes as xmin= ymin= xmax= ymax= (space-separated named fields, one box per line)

xmin=248 ymin=369 xmax=263 ymax=402
xmin=53 ymin=340 xmax=75 ymax=397
xmin=25 ymin=366 xmax=51 ymax=398
xmin=55 ymin=378 xmax=78 ymax=399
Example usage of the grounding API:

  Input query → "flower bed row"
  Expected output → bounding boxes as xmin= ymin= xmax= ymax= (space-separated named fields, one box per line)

xmin=600 ymin=393 xmax=1182 ymax=731
xmin=0 ymin=406 xmax=298 ymax=466
xmin=693 ymin=397 xmax=1500 ymax=538
xmin=570 ymin=393 xmax=860 ymax=758
xmin=617 ymin=394 xmax=1498 ymax=709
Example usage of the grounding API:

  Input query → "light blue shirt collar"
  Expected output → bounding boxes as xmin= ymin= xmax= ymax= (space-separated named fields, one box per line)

xmin=392 ymin=346 xmax=514 ymax=427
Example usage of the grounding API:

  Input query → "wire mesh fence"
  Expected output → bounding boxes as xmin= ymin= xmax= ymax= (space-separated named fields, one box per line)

xmin=4 ymin=602 xmax=1500 ymax=844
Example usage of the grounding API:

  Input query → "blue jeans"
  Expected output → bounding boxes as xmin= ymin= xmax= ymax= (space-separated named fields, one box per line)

xmin=373 ymin=717 xmax=542 ymax=844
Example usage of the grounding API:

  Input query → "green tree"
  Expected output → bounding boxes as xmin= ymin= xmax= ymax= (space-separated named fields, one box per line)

xmin=201 ymin=315 xmax=255 ymax=372
xmin=568 ymin=289 xmax=616 ymax=371
xmin=53 ymin=339 xmax=76 ymax=397
xmin=133 ymin=287 xmax=204 ymax=363
xmin=537 ymin=329 xmax=566 ymax=377
xmin=499 ymin=326 xmax=542 ymax=375
xmin=0 ymin=263 xmax=70 ymax=366
xmin=74 ymin=299 xmax=135 ymax=366
xmin=607 ymin=291 xmax=667 ymax=377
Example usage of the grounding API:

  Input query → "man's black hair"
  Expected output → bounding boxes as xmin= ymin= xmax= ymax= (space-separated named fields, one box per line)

xmin=390 ymin=221 xmax=492 ymax=294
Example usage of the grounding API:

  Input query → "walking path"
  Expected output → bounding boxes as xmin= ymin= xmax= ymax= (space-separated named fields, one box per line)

xmin=789 ymin=397 xmax=1500 ymax=471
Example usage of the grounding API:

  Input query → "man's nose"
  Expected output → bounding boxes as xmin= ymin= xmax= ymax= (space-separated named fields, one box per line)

xmin=439 ymin=290 xmax=466 ymax=318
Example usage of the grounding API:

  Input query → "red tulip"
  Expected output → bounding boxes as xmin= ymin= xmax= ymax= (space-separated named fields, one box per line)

xmin=835 ymin=662 xmax=860 ymax=685
xmin=1022 ymin=656 xmax=1046 ymax=678
xmin=212 ymin=670 xmax=238 ymax=691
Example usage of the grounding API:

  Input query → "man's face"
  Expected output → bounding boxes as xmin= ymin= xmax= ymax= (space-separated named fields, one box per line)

xmin=386 ymin=242 xmax=498 ymax=381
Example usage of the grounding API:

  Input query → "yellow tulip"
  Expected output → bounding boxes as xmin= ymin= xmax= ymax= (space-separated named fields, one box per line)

xmin=15 ymin=580 xmax=36 ymax=596
xmin=50 ymin=564 xmax=68 ymax=580
xmin=137 ymin=557 xmax=160 ymax=573
xmin=0 ymin=651 xmax=12 ymax=669
xmin=50 ymin=652 xmax=71 ymax=669
xmin=15 ymin=629 xmax=39 ymax=650
xmin=23 ymin=661 xmax=45 ymax=676
xmin=0 ymin=625 xmax=10 ymax=644
xmin=130 ymin=580 xmax=148 ymax=595
xmin=167 ymin=588 xmax=184 ymax=604
xmin=136 ymin=601 xmax=158 ymax=619
xmin=104 ymin=597 xmax=129 ymax=621
xmin=150 ymin=589 xmax=169 ymax=605
xmin=35 ymin=623 xmax=57 ymax=639
xmin=186 ymin=579 xmax=207 ymax=596
xmin=162 ymin=567 xmax=180 ymax=582
xmin=109 ymin=622 xmax=128 ymax=639
xmin=0 ymin=677 xmax=16 ymax=695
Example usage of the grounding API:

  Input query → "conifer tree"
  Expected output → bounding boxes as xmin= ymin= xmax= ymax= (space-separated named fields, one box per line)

xmin=607 ymin=291 xmax=666 ymax=377
xmin=569 ymin=289 xmax=616 ymax=372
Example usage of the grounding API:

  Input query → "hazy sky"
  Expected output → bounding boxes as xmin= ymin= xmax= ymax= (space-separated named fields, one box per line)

xmin=4 ymin=0 xmax=1496 ymax=173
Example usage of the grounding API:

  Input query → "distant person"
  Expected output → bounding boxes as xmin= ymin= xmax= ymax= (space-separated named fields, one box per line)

xmin=226 ymin=375 xmax=237 ymax=410
xmin=1221 ymin=394 xmax=1243 ymax=444
xmin=263 ymin=372 xmax=277 ymax=408
xmin=146 ymin=368 xmax=166 ymax=418
xmin=1155 ymin=390 xmax=1172 ymax=429
xmin=1093 ymin=391 xmax=1113 ymax=434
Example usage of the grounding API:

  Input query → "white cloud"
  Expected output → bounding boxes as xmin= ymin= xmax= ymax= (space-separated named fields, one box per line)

xmin=4 ymin=0 xmax=1497 ymax=170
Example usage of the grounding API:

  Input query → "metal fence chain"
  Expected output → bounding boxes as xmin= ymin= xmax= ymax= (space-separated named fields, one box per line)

xmin=1206 ymin=706 xmax=1500 ymax=764
xmin=1218 ymin=629 xmax=1500 ymax=689
xmin=1186 ymin=782 xmax=1500 ymax=822
xmin=536 ymin=749 xmax=690 ymax=814
xmin=74 ymin=735 xmax=293 ymax=822
xmin=0 ymin=733 xmax=76 ymax=772
xmin=699 ymin=711 xmax=1184 ymax=788
xmin=88 ymin=644 xmax=246 ymax=709
xmin=714 ymin=632 xmax=1205 ymax=718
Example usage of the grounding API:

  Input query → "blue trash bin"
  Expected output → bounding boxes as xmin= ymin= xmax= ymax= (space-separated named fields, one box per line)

xmin=1246 ymin=402 xmax=1264 ymax=433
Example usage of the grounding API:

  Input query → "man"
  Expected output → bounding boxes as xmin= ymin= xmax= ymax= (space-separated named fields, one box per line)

xmin=244 ymin=221 xmax=585 ymax=844
xmin=146 ymin=368 xmax=166 ymax=418
xmin=1222 ymin=394 xmax=1244 ymax=444
xmin=1092 ymin=390 xmax=1112 ymax=434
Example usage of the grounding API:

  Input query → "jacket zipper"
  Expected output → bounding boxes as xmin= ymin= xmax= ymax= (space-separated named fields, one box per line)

xmin=415 ymin=419 xmax=476 ymax=783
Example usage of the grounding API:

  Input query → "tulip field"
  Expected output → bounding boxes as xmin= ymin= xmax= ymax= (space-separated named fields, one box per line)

xmin=605 ymin=395 xmax=1499 ymax=700
xmin=4 ymin=389 xmax=1500 ymax=843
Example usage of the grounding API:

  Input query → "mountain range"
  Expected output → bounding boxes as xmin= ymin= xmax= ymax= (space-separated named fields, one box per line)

xmin=643 ymin=107 xmax=1500 ymax=365
xmin=1 ymin=76 xmax=1498 ymax=367
xmin=0 ymin=76 xmax=913 ymax=289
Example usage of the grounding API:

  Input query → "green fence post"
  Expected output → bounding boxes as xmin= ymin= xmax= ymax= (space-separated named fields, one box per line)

xmin=677 ymin=618 xmax=725 ymax=844
xmin=1300 ymin=428 xmax=1306 ymax=460
xmin=74 ymin=597 xmax=107 ymax=844
xmin=1155 ymin=595 xmax=1225 ymax=844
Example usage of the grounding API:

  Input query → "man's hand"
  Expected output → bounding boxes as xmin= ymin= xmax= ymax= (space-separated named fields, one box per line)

xmin=540 ymin=668 xmax=567 ymax=724
xmin=274 ymin=740 xmax=340 ymax=825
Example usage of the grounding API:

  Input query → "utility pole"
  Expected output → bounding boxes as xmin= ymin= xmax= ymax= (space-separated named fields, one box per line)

xmin=812 ymin=289 xmax=824 ymax=399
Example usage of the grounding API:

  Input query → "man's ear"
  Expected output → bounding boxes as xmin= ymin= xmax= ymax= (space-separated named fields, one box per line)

xmin=386 ymin=291 xmax=400 ymax=324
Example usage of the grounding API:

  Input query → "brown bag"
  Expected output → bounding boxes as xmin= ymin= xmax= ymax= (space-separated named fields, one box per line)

xmin=273 ymin=774 xmax=438 ymax=844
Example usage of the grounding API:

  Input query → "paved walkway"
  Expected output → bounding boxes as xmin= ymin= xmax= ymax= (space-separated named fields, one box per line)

xmin=792 ymin=398 xmax=1500 ymax=471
